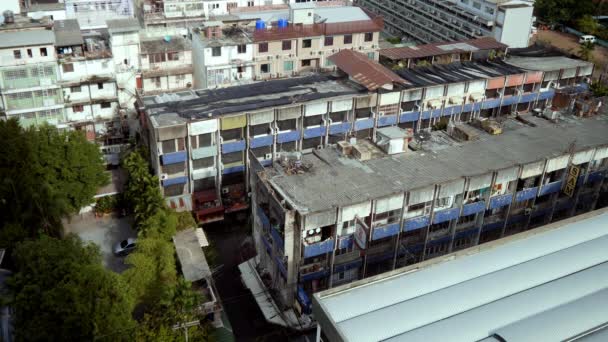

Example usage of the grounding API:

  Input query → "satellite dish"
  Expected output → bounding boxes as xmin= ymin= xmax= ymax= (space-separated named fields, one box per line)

xmin=0 ymin=15 xmax=5 ymax=25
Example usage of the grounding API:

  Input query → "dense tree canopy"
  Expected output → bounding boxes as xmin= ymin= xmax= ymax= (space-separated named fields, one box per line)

xmin=534 ymin=0 xmax=596 ymax=25
xmin=0 ymin=119 xmax=108 ymax=246
xmin=7 ymin=235 xmax=136 ymax=341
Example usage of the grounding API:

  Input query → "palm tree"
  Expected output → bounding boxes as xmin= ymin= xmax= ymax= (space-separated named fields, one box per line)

xmin=578 ymin=41 xmax=595 ymax=61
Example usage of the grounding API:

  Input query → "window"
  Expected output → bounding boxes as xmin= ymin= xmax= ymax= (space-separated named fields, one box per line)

xmin=70 ymin=86 xmax=81 ymax=93
xmin=485 ymin=6 xmax=495 ymax=14
xmin=324 ymin=36 xmax=334 ymax=46
xmin=212 ymin=47 xmax=221 ymax=57
xmin=222 ymin=151 xmax=242 ymax=164
xmin=343 ymin=34 xmax=353 ymax=44
xmin=149 ymin=53 xmax=166 ymax=63
xmin=473 ymin=2 xmax=481 ymax=9
xmin=460 ymin=0 xmax=469 ymax=4
xmin=193 ymin=157 xmax=215 ymax=169
xmin=151 ymin=76 xmax=161 ymax=88
xmin=304 ymin=114 xmax=323 ymax=127
xmin=301 ymin=59 xmax=311 ymax=67
xmin=162 ymin=162 xmax=185 ymax=175
xmin=282 ymin=40 xmax=292 ymax=50
xmin=100 ymin=102 xmax=111 ymax=109
xmin=277 ymin=119 xmax=296 ymax=131
xmin=435 ymin=197 xmax=451 ymax=208
xmin=62 ymin=63 xmax=74 ymax=73
xmin=72 ymin=105 xmax=84 ymax=112
xmin=260 ymin=63 xmax=270 ymax=73
xmin=258 ymin=42 xmax=268 ymax=53
xmin=302 ymin=39 xmax=312 ymax=48
xmin=27 ymin=49 xmax=32 ymax=58
xmin=220 ymin=127 xmax=242 ymax=141
xmin=13 ymin=50 xmax=21 ymax=59
xmin=97 ymin=83 xmax=104 ymax=90
xmin=283 ymin=61 xmax=294 ymax=72
xmin=40 ymin=48 xmax=47 ymax=56
xmin=250 ymin=123 xmax=270 ymax=136
xmin=164 ymin=183 xmax=184 ymax=197
xmin=367 ymin=52 xmax=375 ymax=60
xmin=364 ymin=32 xmax=374 ymax=42
xmin=162 ymin=140 xmax=176 ymax=153
xmin=237 ymin=44 xmax=247 ymax=54
xmin=247 ymin=1 xmax=254 ymax=6
xmin=167 ymin=52 xmax=179 ymax=61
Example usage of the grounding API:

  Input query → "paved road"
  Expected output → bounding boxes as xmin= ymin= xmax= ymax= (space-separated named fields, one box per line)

xmin=64 ymin=214 xmax=136 ymax=273
xmin=205 ymin=219 xmax=291 ymax=342
xmin=536 ymin=30 xmax=608 ymax=77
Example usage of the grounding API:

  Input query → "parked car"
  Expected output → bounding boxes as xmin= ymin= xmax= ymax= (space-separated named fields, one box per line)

xmin=114 ymin=238 xmax=137 ymax=256
xmin=579 ymin=35 xmax=597 ymax=44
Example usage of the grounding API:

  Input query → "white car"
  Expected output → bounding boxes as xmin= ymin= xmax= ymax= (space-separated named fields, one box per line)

xmin=579 ymin=35 xmax=596 ymax=44
xmin=114 ymin=238 xmax=137 ymax=256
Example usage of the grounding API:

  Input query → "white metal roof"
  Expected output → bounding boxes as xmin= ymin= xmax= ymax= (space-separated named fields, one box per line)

xmin=313 ymin=209 xmax=608 ymax=342
xmin=0 ymin=30 xmax=55 ymax=48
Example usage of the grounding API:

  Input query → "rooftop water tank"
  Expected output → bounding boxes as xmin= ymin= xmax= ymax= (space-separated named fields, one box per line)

xmin=3 ymin=10 xmax=14 ymax=24
xmin=255 ymin=19 xmax=266 ymax=30
xmin=277 ymin=18 xmax=288 ymax=28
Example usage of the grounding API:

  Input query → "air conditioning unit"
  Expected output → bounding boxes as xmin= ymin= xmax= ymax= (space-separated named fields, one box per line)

xmin=264 ymin=153 xmax=272 ymax=160
xmin=160 ymin=173 xmax=169 ymax=180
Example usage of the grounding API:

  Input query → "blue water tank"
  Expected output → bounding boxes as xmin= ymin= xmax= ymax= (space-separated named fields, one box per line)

xmin=278 ymin=18 xmax=288 ymax=28
xmin=255 ymin=19 xmax=266 ymax=30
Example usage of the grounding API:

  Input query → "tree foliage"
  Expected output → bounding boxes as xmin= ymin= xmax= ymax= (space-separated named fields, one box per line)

xmin=578 ymin=41 xmax=596 ymax=61
xmin=122 ymin=149 xmax=164 ymax=229
xmin=590 ymin=81 xmax=608 ymax=97
xmin=0 ymin=119 xmax=108 ymax=247
xmin=7 ymin=235 xmax=136 ymax=341
xmin=534 ymin=0 xmax=596 ymax=25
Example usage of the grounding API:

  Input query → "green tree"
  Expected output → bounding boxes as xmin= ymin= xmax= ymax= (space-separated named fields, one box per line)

xmin=578 ymin=41 xmax=595 ymax=61
xmin=122 ymin=237 xmax=178 ymax=305
xmin=576 ymin=15 xmax=599 ymax=34
xmin=7 ymin=235 xmax=136 ymax=341
xmin=122 ymin=150 xmax=164 ymax=228
xmin=0 ymin=120 xmax=108 ymax=246
xmin=535 ymin=0 xmax=595 ymax=25
xmin=590 ymin=81 xmax=608 ymax=96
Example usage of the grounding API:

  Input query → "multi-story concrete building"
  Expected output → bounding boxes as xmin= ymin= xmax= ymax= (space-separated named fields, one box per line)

xmin=64 ymin=0 xmax=134 ymax=30
xmin=246 ymin=102 xmax=608 ymax=328
xmin=191 ymin=2 xmax=383 ymax=89
xmin=356 ymin=0 xmax=534 ymax=48
xmin=138 ymin=50 xmax=595 ymax=229
xmin=137 ymin=0 xmax=283 ymax=37
xmin=138 ymin=36 xmax=193 ymax=95
xmin=0 ymin=15 xmax=65 ymax=127
xmin=55 ymin=20 xmax=119 ymax=125
xmin=107 ymin=18 xmax=141 ymax=112
xmin=191 ymin=23 xmax=255 ymax=89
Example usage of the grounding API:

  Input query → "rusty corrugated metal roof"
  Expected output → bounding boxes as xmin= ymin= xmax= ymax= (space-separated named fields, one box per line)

xmin=380 ymin=37 xmax=507 ymax=61
xmin=328 ymin=50 xmax=408 ymax=91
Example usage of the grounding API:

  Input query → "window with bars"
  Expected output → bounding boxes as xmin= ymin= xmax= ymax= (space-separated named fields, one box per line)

xmin=167 ymin=52 xmax=180 ymax=61
xmin=364 ymin=32 xmax=374 ymax=42
xmin=192 ymin=157 xmax=214 ymax=169
xmin=374 ymin=209 xmax=401 ymax=225
xmin=164 ymin=183 xmax=185 ymax=197
xmin=62 ymin=63 xmax=74 ymax=73
xmin=304 ymin=115 xmax=323 ymax=127
xmin=162 ymin=139 xmax=176 ymax=153
xmin=343 ymin=34 xmax=353 ymax=44
xmin=72 ymin=105 xmax=84 ymax=112
xmin=149 ymin=53 xmax=166 ymax=63
xmin=282 ymin=40 xmax=292 ymax=50
xmin=162 ymin=161 xmax=186 ymax=174
xmin=324 ymin=36 xmax=334 ymax=46
xmin=222 ymin=151 xmax=243 ymax=164
xmin=258 ymin=43 xmax=268 ymax=53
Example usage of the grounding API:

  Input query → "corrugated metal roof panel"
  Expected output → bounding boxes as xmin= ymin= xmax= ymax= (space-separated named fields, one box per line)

xmin=328 ymin=49 xmax=408 ymax=91
xmin=0 ymin=29 xmax=55 ymax=48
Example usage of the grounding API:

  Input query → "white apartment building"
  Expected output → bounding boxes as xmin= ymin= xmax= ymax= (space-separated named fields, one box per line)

xmin=107 ymin=18 xmax=141 ymax=112
xmin=54 ymin=20 xmax=119 ymax=125
xmin=0 ymin=16 xmax=65 ymax=127
xmin=356 ymin=0 xmax=535 ymax=48
xmin=139 ymin=36 xmax=194 ymax=95
xmin=64 ymin=0 xmax=134 ymax=30
xmin=192 ymin=24 xmax=254 ymax=89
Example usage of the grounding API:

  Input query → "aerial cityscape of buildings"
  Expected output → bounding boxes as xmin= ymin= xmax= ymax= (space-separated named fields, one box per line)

xmin=0 ymin=0 xmax=607 ymax=340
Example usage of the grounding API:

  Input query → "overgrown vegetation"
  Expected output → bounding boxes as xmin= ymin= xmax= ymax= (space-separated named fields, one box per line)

xmin=590 ymin=81 xmax=608 ymax=97
xmin=120 ymin=149 xmax=208 ymax=340
xmin=0 ymin=118 xmax=108 ymax=248
xmin=386 ymin=36 xmax=402 ymax=44
xmin=535 ymin=0 xmax=608 ymax=40
xmin=578 ymin=41 xmax=596 ymax=61
xmin=7 ymin=235 xmax=136 ymax=341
